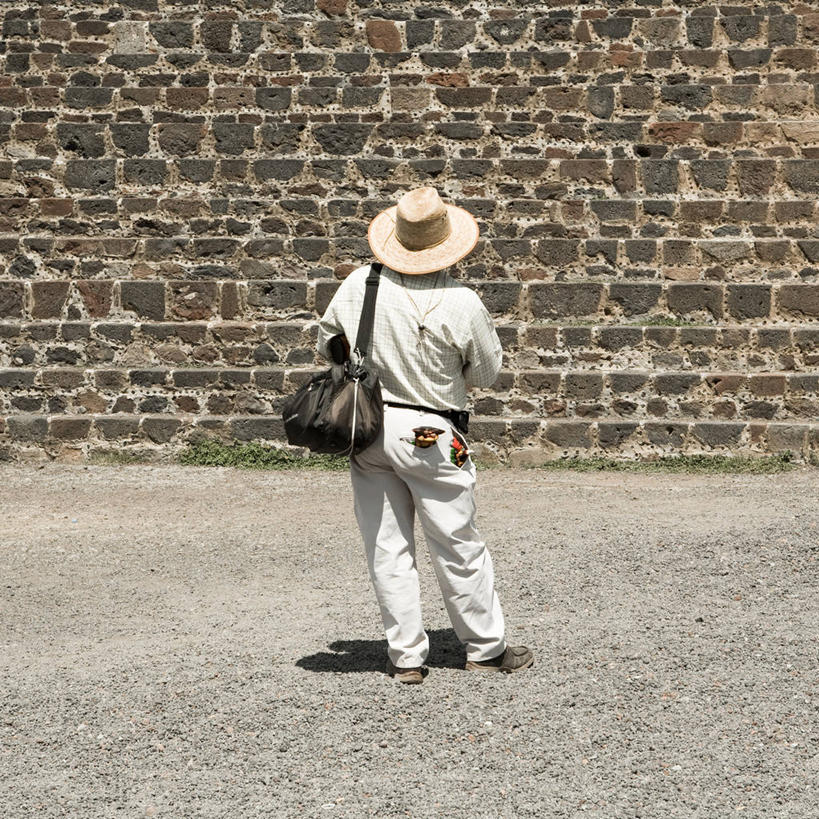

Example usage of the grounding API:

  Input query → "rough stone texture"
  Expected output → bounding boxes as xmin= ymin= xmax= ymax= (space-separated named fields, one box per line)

xmin=1 ymin=465 xmax=817 ymax=815
xmin=1 ymin=3 xmax=819 ymax=461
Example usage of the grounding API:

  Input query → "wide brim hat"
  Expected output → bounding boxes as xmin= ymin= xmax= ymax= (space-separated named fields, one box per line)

xmin=367 ymin=186 xmax=480 ymax=275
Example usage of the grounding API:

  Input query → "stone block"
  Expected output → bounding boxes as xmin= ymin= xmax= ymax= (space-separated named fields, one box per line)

xmin=247 ymin=281 xmax=308 ymax=311
xmin=797 ymin=241 xmax=819 ymax=264
xmin=534 ymin=239 xmax=580 ymax=267
xmin=142 ymin=417 xmax=182 ymax=444
xmin=755 ymin=240 xmax=789 ymax=263
xmin=607 ymin=284 xmax=661 ymax=316
xmin=666 ymin=284 xmax=723 ymax=319
xmin=64 ymin=160 xmax=116 ymax=191
xmin=609 ymin=373 xmax=648 ymax=394
xmin=737 ymin=160 xmax=776 ymax=196
xmin=598 ymin=422 xmax=639 ymax=448
xmin=436 ymin=87 xmax=492 ymax=107
xmin=645 ymin=422 xmax=687 ymax=448
xmin=692 ymin=422 xmax=744 ymax=447
xmin=508 ymin=420 xmax=541 ymax=445
xmin=789 ymin=374 xmax=819 ymax=393
xmin=129 ymin=369 xmax=167 ymax=387
xmin=150 ymin=20 xmax=193 ymax=48
xmin=792 ymin=329 xmax=819 ymax=350
xmin=743 ymin=400 xmax=776 ymax=420
xmin=756 ymin=329 xmax=790 ymax=350
xmin=690 ymin=160 xmax=729 ymax=191
xmin=523 ymin=326 xmax=558 ymax=350
xmin=120 ymin=281 xmax=166 ymax=320
xmin=654 ymin=373 xmax=701 ymax=395
xmin=517 ymin=371 xmax=561 ymax=394
xmin=7 ymin=415 xmax=49 ymax=442
xmin=468 ymin=419 xmax=507 ymax=443
xmin=559 ymin=160 xmax=609 ymax=183
xmin=0 ymin=282 xmax=25 ymax=318
xmin=561 ymin=328 xmax=591 ymax=348
xmin=769 ymin=15 xmax=797 ymax=47
xmin=475 ymin=283 xmax=521 ymax=316
xmin=749 ymin=375 xmax=786 ymax=397
xmin=366 ymin=20 xmax=401 ymax=52
xmin=726 ymin=285 xmax=771 ymax=320
xmin=0 ymin=369 xmax=35 ymax=388
xmin=700 ymin=241 xmax=752 ymax=263
xmin=65 ymin=88 xmax=114 ymax=109
xmin=313 ymin=124 xmax=372 ymax=155
xmin=598 ymin=327 xmax=642 ymax=351
xmin=679 ymin=328 xmax=717 ymax=348
xmin=529 ymin=283 xmax=603 ymax=318
xmin=211 ymin=125 xmax=254 ymax=157
xmin=641 ymin=160 xmax=679 ymax=194
xmin=406 ymin=21 xmax=434 ymax=48
xmin=783 ymin=161 xmax=819 ymax=194
xmin=57 ymin=123 xmax=105 ymax=158
xmin=94 ymin=416 xmax=140 ymax=439
xmin=565 ymin=373 xmax=603 ymax=400
xmin=228 ymin=417 xmax=281 ymax=441
xmin=169 ymin=282 xmax=218 ymax=321
xmin=545 ymin=421 xmax=592 ymax=449
xmin=484 ymin=19 xmax=528 ymax=46
xmin=76 ymin=281 xmax=113 ymax=318
xmin=706 ymin=374 xmax=745 ymax=395
xmin=49 ymin=417 xmax=92 ymax=440
xmin=766 ymin=423 xmax=807 ymax=452
xmin=587 ymin=86 xmax=614 ymax=119
xmin=778 ymin=285 xmax=819 ymax=318
xmin=590 ymin=200 xmax=636 ymax=223
xmin=157 ymin=123 xmax=204 ymax=156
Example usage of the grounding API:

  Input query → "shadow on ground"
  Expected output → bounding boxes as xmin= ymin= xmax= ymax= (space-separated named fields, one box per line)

xmin=296 ymin=628 xmax=465 ymax=672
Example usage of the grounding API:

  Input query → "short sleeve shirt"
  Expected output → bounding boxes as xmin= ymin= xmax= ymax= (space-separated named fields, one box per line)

xmin=316 ymin=264 xmax=503 ymax=411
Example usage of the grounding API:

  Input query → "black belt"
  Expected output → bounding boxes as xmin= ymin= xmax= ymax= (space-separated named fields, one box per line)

xmin=384 ymin=401 xmax=469 ymax=435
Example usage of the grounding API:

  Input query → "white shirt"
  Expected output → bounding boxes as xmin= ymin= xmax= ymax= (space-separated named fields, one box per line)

xmin=316 ymin=264 xmax=503 ymax=411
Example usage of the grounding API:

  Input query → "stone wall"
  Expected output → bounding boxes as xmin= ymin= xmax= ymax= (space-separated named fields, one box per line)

xmin=1 ymin=1 xmax=818 ymax=463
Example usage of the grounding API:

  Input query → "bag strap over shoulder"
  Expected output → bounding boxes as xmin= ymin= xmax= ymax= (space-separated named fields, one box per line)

xmin=353 ymin=262 xmax=382 ymax=359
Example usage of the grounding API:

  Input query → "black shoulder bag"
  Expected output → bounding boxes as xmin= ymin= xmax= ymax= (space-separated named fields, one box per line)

xmin=281 ymin=263 xmax=383 ymax=456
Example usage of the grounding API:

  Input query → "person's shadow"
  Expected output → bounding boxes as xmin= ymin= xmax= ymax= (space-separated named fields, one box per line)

xmin=297 ymin=628 xmax=465 ymax=673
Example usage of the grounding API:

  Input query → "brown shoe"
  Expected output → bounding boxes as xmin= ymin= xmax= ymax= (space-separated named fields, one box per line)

xmin=465 ymin=645 xmax=533 ymax=673
xmin=385 ymin=658 xmax=426 ymax=684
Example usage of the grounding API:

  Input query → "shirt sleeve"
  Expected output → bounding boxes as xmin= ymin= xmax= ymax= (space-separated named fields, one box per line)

xmin=316 ymin=287 xmax=345 ymax=361
xmin=316 ymin=267 xmax=367 ymax=360
xmin=461 ymin=299 xmax=503 ymax=388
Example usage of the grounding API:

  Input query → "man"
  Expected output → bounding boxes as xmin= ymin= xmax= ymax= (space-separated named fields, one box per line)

xmin=316 ymin=186 xmax=533 ymax=684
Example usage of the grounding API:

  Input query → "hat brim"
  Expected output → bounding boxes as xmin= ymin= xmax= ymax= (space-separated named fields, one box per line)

xmin=367 ymin=203 xmax=480 ymax=275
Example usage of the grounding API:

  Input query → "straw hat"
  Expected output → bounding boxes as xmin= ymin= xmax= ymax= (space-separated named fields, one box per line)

xmin=367 ymin=187 xmax=480 ymax=275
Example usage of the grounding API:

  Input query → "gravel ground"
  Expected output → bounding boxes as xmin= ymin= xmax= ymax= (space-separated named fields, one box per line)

xmin=1 ymin=463 xmax=817 ymax=818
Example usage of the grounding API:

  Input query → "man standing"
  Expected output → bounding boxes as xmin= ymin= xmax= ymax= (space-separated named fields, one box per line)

xmin=317 ymin=187 xmax=533 ymax=684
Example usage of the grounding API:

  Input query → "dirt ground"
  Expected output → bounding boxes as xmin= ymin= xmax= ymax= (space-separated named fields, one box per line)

xmin=1 ymin=463 xmax=816 ymax=818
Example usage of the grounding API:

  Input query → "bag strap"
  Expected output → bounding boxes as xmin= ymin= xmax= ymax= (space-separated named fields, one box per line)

xmin=353 ymin=262 xmax=382 ymax=359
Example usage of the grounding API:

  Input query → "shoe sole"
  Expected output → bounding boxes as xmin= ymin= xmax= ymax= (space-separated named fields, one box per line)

xmin=385 ymin=662 xmax=425 ymax=684
xmin=465 ymin=656 xmax=534 ymax=673
xmin=392 ymin=674 xmax=423 ymax=684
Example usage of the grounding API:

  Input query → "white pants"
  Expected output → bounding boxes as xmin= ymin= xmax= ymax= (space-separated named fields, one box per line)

xmin=350 ymin=405 xmax=506 ymax=668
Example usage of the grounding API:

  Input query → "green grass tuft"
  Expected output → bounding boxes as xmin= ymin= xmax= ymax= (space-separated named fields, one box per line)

xmin=535 ymin=452 xmax=798 ymax=474
xmin=177 ymin=439 xmax=349 ymax=470
xmin=175 ymin=441 xmax=803 ymax=475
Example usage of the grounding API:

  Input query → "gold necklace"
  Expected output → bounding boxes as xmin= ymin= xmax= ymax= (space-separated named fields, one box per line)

xmin=399 ymin=272 xmax=444 ymax=343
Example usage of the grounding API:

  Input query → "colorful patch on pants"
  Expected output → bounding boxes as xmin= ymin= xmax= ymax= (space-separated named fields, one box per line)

xmin=400 ymin=426 xmax=446 ymax=448
xmin=450 ymin=429 xmax=470 ymax=468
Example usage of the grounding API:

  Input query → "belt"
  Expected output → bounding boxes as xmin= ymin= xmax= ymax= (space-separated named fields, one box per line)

xmin=383 ymin=401 xmax=469 ymax=435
